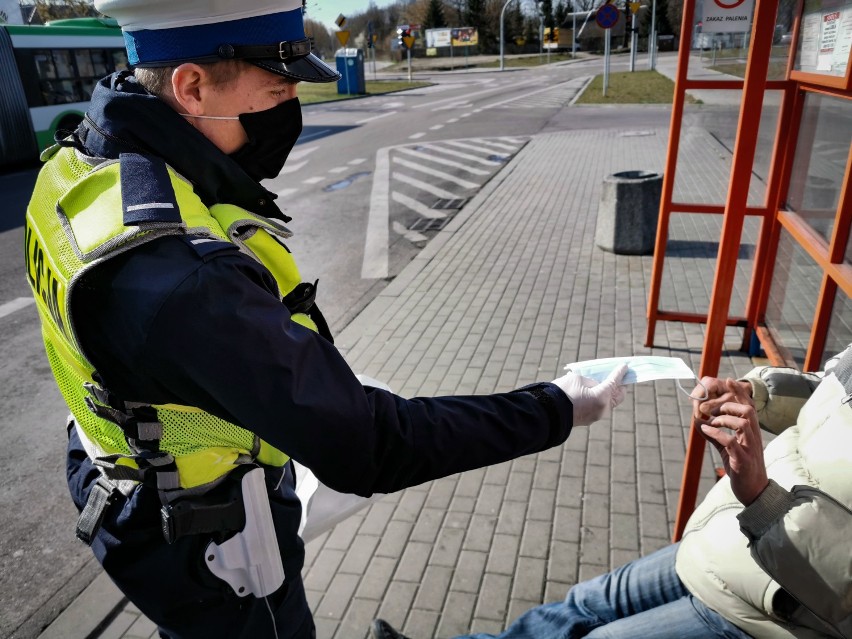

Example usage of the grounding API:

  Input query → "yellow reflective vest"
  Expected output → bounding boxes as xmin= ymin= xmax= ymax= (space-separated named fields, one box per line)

xmin=26 ymin=145 xmax=315 ymax=495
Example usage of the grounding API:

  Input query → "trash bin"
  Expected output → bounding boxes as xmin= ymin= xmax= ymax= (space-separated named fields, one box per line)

xmin=595 ymin=170 xmax=662 ymax=255
xmin=335 ymin=48 xmax=366 ymax=95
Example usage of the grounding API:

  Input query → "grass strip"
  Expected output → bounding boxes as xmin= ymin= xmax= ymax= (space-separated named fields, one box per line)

xmin=575 ymin=69 xmax=698 ymax=104
xmin=299 ymin=80 xmax=433 ymax=104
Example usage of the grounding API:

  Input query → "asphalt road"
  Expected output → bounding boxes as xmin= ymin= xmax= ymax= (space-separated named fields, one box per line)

xmin=0 ymin=58 xmax=673 ymax=638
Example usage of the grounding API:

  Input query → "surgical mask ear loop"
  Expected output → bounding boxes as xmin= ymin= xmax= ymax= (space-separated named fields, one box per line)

xmin=676 ymin=377 xmax=708 ymax=401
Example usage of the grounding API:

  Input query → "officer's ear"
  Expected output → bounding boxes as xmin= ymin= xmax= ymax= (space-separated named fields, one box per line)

xmin=171 ymin=63 xmax=209 ymax=115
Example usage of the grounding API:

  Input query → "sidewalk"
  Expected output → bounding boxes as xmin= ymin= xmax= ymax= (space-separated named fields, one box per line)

xmin=38 ymin=59 xmax=762 ymax=639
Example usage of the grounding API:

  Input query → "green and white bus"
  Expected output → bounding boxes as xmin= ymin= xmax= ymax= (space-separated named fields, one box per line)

xmin=0 ymin=17 xmax=127 ymax=168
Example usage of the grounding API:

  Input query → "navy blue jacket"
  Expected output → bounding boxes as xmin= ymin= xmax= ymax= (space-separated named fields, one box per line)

xmin=62 ymin=72 xmax=573 ymax=638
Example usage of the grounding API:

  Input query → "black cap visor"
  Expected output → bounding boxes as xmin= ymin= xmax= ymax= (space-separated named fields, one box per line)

xmin=250 ymin=52 xmax=340 ymax=83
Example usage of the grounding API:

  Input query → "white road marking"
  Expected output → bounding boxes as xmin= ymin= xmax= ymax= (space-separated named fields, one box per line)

xmin=411 ymin=79 xmax=536 ymax=110
xmin=348 ymin=158 xmax=367 ymax=165
xmin=391 ymin=191 xmax=448 ymax=219
xmin=392 ymin=221 xmax=428 ymax=243
xmin=0 ymin=297 xmax=35 ymax=320
xmin=393 ymin=171 xmax=461 ymax=199
xmin=444 ymin=140 xmax=507 ymax=161
xmin=479 ymin=80 xmax=576 ymax=111
xmin=362 ymin=147 xmax=391 ymax=279
xmin=419 ymin=143 xmax=501 ymax=166
xmin=298 ymin=128 xmax=331 ymax=142
xmin=429 ymin=124 xmax=444 ymax=130
xmin=471 ymin=138 xmax=520 ymax=152
xmin=287 ymin=146 xmax=319 ymax=161
xmin=277 ymin=188 xmax=298 ymax=198
xmin=409 ymin=132 xmax=426 ymax=139
xmin=393 ymin=157 xmax=478 ymax=189
xmin=460 ymin=113 xmax=472 ymax=118
xmin=329 ymin=166 xmax=349 ymax=173
xmin=303 ymin=176 xmax=324 ymax=184
xmin=355 ymin=110 xmax=398 ymax=125
xmin=397 ymin=147 xmax=489 ymax=176
xmin=447 ymin=118 xmax=459 ymax=123
xmin=278 ymin=160 xmax=308 ymax=175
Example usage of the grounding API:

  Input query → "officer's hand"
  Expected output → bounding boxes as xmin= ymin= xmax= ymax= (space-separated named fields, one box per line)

xmin=692 ymin=376 xmax=753 ymax=427
xmin=699 ymin=379 xmax=768 ymax=506
xmin=552 ymin=364 xmax=628 ymax=426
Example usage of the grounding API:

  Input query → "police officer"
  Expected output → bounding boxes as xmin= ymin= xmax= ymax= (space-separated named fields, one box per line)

xmin=24 ymin=1 xmax=627 ymax=637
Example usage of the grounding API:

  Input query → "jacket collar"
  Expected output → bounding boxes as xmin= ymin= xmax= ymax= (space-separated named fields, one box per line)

xmin=78 ymin=71 xmax=289 ymax=221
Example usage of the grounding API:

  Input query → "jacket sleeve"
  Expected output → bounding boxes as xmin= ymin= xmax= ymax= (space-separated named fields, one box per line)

xmin=737 ymin=480 xmax=852 ymax=637
xmin=741 ymin=368 xmax=823 ymax=435
xmin=141 ymin=251 xmax=574 ymax=496
xmin=741 ymin=344 xmax=851 ymax=435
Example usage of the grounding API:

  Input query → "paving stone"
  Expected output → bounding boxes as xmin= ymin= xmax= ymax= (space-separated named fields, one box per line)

xmin=430 ymin=525 xmax=467 ymax=568
xmin=393 ymin=541 xmax=433 ymax=582
xmin=413 ymin=565 xmax=454 ymax=611
xmin=333 ymin=598 xmax=378 ymax=639
xmin=315 ymin=573 xmax=360 ymax=620
xmin=450 ymin=550 xmax=488 ymax=593
xmin=511 ymin=556 xmax=546 ymax=601
xmin=474 ymin=573 xmax=512 ymax=621
xmin=435 ymin=591 xmax=477 ymax=637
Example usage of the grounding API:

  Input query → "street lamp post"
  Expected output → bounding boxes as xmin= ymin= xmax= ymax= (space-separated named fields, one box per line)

xmin=499 ymin=0 xmax=516 ymax=71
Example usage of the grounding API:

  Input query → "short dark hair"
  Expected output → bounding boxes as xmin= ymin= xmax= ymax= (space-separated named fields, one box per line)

xmin=134 ymin=60 xmax=245 ymax=97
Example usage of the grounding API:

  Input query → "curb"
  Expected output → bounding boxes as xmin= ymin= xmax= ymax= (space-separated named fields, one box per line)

xmin=36 ymin=573 xmax=125 ymax=639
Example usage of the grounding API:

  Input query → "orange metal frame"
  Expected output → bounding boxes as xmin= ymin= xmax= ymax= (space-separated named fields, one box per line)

xmin=647 ymin=0 xmax=852 ymax=540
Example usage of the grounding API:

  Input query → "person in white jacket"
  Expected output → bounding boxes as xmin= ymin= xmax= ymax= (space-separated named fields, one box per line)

xmin=372 ymin=344 xmax=852 ymax=639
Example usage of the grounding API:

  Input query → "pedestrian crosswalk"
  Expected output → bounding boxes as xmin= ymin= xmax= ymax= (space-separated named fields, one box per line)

xmin=490 ymin=76 xmax=591 ymax=109
xmin=362 ymin=135 xmax=529 ymax=279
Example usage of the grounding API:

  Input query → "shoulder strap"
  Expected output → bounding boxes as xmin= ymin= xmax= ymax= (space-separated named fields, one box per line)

xmin=119 ymin=152 xmax=181 ymax=226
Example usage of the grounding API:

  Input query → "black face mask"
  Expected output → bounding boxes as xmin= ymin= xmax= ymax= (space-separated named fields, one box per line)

xmin=229 ymin=97 xmax=303 ymax=182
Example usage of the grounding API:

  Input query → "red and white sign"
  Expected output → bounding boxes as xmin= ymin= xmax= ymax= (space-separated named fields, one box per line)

xmin=701 ymin=0 xmax=754 ymax=33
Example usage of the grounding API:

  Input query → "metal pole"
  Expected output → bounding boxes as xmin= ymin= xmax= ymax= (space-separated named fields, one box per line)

xmin=539 ymin=15 xmax=543 ymax=63
xmin=649 ymin=0 xmax=657 ymax=69
xmin=407 ymin=47 xmax=412 ymax=82
xmin=499 ymin=0 xmax=517 ymax=71
xmin=450 ymin=41 xmax=454 ymax=70
xmin=603 ymin=28 xmax=610 ymax=95
xmin=629 ymin=10 xmax=636 ymax=71
xmin=572 ymin=2 xmax=576 ymax=56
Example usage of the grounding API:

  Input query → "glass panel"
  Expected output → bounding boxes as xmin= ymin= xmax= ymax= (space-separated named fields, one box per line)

xmin=688 ymin=0 xmax=796 ymax=81
xmin=657 ymin=212 xmax=761 ymax=318
xmin=783 ymin=92 xmax=852 ymax=242
xmin=34 ymin=52 xmax=56 ymax=79
xmin=822 ymin=286 xmax=852 ymax=368
xmin=794 ymin=0 xmax=852 ymax=78
xmin=91 ymin=50 xmax=109 ymax=77
xmin=764 ymin=229 xmax=822 ymax=367
xmin=40 ymin=80 xmax=80 ymax=105
xmin=74 ymin=50 xmax=94 ymax=77
xmin=53 ymin=50 xmax=74 ymax=78
xmin=673 ymin=91 xmax=779 ymax=207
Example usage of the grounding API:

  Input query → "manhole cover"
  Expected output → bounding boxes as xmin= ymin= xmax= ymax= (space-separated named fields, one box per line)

xmin=431 ymin=197 xmax=469 ymax=210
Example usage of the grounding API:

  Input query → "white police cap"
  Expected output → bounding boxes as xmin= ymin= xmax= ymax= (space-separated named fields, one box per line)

xmin=94 ymin=0 xmax=340 ymax=83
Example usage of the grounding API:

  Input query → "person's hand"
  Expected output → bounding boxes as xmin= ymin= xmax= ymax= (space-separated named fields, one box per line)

xmin=698 ymin=379 xmax=769 ymax=506
xmin=693 ymin=376 xmax=753 ymax=424
xmin=552 ymin=364 xmax=628 ymax=426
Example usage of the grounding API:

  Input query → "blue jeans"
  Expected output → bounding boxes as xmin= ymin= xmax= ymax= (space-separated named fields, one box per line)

xmin=457 ymin=544 xmax=753 ymax=639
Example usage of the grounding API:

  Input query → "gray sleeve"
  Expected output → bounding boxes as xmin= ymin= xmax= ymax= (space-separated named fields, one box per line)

xmin=737 ymin=480 xmax=852 ymax=637
xmin=740 ymin=367 xmax=822 ymax=435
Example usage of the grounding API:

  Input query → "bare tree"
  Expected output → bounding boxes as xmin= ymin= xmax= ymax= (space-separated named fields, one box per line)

xmin=28 ymin=0 xmax=98 ymax=22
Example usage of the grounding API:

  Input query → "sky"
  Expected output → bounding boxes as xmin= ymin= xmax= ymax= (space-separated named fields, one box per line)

xmin=305 ymin=0 xmax=392 ymax=31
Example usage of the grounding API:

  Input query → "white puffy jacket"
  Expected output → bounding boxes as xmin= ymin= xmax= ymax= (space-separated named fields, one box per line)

xmin=675 ymin=344 xmax=852 ymax=639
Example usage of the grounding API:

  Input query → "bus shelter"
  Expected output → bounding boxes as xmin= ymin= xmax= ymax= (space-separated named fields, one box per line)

xmin=647 ymin=0 xmax=852 ymax=540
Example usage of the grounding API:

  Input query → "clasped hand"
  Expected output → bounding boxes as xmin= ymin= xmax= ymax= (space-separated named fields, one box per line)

xmin=692 ymin=377 xmax=769 ymax=506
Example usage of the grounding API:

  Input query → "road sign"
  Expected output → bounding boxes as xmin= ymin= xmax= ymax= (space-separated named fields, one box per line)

xmin=595 ymin=3 xmax=620 ymax=29
xmin=402 ymin=34 xmax=416 ymax=49
xmin=335 ymin=14 xmax=346 ymax=27
xmin=336 ymin=30 xmax=350 ymax=46
xmin=630 ymin=2 xmax=641 ymax=14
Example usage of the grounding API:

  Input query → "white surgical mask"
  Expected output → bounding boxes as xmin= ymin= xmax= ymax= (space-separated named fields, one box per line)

xmin=564 ymin=356 xmax=707 ymax=400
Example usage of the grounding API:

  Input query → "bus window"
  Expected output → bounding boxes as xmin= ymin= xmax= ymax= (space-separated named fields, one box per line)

xmin=112 ymin=50 xmax=128 ymax=72
xmin=75 ymin=49 xmax=94 ymax=77
xmin=53 ymin=50 xmax=74 ymax=78
xmin=34 ymin=51 xmax=56 ymax=79
xmin=91 ymin=50 xmax=109 ymax=76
